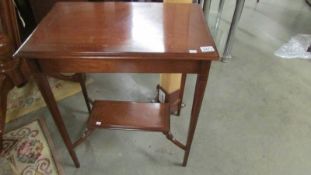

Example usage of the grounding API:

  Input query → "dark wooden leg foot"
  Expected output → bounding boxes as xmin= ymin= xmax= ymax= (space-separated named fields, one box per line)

xmin=30 ymin=62 xmax=80 ymax=167
xmin=182 ymin=62 xmax=211 ymax=167
xmin=164 ymin=132 xmax=186 ymax=150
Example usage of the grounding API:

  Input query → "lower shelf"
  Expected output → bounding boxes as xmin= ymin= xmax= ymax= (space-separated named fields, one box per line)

xmin=89 ymin=100 xmax=170 ymax=132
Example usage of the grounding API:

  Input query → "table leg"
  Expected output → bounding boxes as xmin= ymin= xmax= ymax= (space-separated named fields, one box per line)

xmin=29 ymin=61 xmax=80 ymax=168
xmin=49 ymin=73 xmax=91 ymax=114
xmin=176 ymin=73 xmax=186 ymax=116
xmin=221 ymin=0 xmax=245 ymax=62
xmin=182 ymin=61 xmax=211 ymax=166
xmin=78 ymin=73 xmax=92 ymax=114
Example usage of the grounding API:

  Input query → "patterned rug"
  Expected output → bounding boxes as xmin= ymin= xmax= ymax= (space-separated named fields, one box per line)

xmin=1 ymin=118 xmax=63 ymax=175
xmin=6 ymin=77 xmax=92 ymax=123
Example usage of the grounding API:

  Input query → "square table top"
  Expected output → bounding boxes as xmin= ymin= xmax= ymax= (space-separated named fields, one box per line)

xmin=15 ymin=2 xmax=219 ymax=61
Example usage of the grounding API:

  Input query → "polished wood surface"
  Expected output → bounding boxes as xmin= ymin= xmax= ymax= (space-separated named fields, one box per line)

xmin=0 ymin=0 xmax=21 ymax=48
xmin=14 ymin=2 xmax=219 ymax=167
xmin=159 ymin=0 xmax=192 ymax=114
xmin=90 ymin=100 xmax=170 ymax=132
xmin=37 ymin=59 xmax=201 ymax=73
xmin=16 ymin=2 xmax=218 ymax=60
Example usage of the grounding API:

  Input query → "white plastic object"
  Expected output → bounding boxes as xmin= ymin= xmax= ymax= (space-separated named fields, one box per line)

xmin=274 ymin=34 xmax=311 ymax=59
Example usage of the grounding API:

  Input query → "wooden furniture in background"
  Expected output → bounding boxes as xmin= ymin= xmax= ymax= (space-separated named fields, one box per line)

xmin=0 ymin=0 xmax=25 ymax=152
xmin=15 ymin=2 xmax=219 ymax=167
xmin=0 ymin=0 xmax=91 ymax=152
xmin=0 ymin=33 xmax=25 ymax=151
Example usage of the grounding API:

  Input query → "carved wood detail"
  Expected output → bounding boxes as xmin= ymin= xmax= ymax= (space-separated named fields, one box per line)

xmin=0 ymin=0 xmax=21 ymax=48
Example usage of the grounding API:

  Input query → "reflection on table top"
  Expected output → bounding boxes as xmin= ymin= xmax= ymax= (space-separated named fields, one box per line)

xmin=16 ymin=2 xmax=218 ymax=60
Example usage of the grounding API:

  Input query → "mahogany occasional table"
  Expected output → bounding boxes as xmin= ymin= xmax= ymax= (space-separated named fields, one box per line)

xmin=14 ymin=2 xmax=219 ymax=168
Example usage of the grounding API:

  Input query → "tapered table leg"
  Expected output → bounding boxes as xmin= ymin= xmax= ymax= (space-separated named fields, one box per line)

xmin=77 ymin=73 xmax=92 ymax=114
xmin=29 ymin=61 xmax=80 ymax=168
xmin=176 ymin=73 xmax=187 ymax=116
xmin=183 ymin=61 xmax=211 ymax=166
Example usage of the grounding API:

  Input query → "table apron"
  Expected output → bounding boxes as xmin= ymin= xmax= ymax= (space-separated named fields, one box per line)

xmin=37 ymin=59 xmax=207 ymax=74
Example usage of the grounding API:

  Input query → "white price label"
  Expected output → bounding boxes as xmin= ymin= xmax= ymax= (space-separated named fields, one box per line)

xmin=200 ymin=46 xmax=215 ymax=53
xmin=189 ymin=49 xmax=198 ymax=53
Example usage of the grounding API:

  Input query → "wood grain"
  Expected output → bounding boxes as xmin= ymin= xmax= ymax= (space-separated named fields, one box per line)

xmin=15 ymin=2 xmax=218 ymax=61
xmin=13 ymin=2 xmax=219 ymax=166
xmin=89 ymin=100 xmax=170 ymax=132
